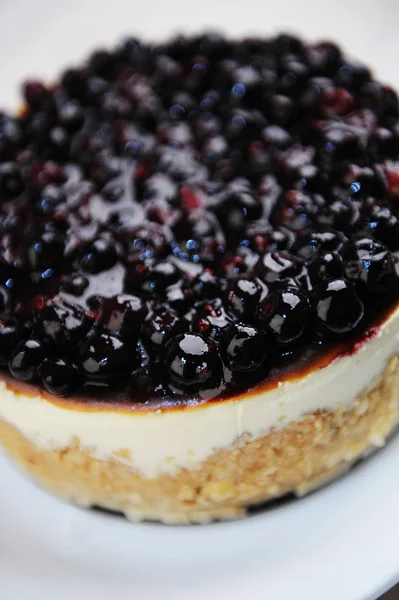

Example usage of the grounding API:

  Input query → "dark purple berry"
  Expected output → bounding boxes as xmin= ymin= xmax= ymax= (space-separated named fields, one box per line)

xmin=214 ymin=191 xmax=262 ymax=235
xmin=28 ymin=231 xmax=65 ymax=270
xmin=125 ymin=260 xmax=180 ymax=296
xmin=166 ymin=333 xmax=221 ymax=389
xmin=257 ymin=287 xmax=309 ymax=346
xmin=80 ymin=332 xmax=131 ymax=382
xmin=8 ymin=339 xmax=47 ymax=381
xmin=58 ymin=100 xmax=85 ymax=131
xmin=222 ymin=323 xmax=269 ymax=372
xmin=80 ymin=238 xmax=118 ymax=274
xmin=313 ymin=279 xmax=364 ymax=337
xmin=22 ymin=80 xmax=49 ymax=108
xmin=0 ymin=163 xmax=25 ymax=198
xmin=142 ymin=309 xmax=187 ymax=350
xmin=37 ymin=185 xmax=66 ymax=215
xmin=226 ymin=277 xmax=263 ymax=321
xmin=41 ymin=358 xmax=82 ymax=395
xmin=95 ymin=294 xmax=147 ymax=338
xmin=257 ymin=251 xmax=308 ymax=288
xmin=61 ymin=275 xmax=89 ymax=297
xmin=308 ymin=251 xmax=344 ymax=282
xmin=190 ymin=270 xmax=223 ymax=299
xmin=192 ymin=299 xmax=234 ymax=341
xmin=37 ymin=300 xmax=91 ymax=352
xmin=343 ymin=238 xmax=395 ymax=294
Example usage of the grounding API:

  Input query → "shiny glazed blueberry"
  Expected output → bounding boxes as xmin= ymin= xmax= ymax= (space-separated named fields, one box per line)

xmin=343 ymin=238 xmax=395 ymax=294
xmin=37 ymin=301 xmax=91 ymax=353
xmin=226 ymin=277 xmax=263 ymax=321
xmin=166 ymin=333 xmax=221 ymax=388
xmin=8 ymin=339 xmax=47 ymax=382
xmin=141 ymin=309 xmax=187 ymax=350
xmin=40 ymin=358 xmax=82 ymax=395
xmin=257 ymin=287 xmax=309 ymax=346
xmin=222 ymin=323 xmax=269 ymax=372
xmin=80 ymin=332 xmax=132 ymax=382
xmin=313 ymin=279 xmax=364 ymax=337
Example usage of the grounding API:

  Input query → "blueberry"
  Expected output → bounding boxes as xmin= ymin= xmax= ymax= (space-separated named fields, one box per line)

xmin=80 ymin=332 xmax=132 ymax=382
xmin=166 ymin=333 xmax=221 ymax=389
xmin=37 ymin=185 xmax=66 ymax=215
xmin=226 ymin=277 xmax=263 ymax=321
xmin=343 ymin=238 xmax=395 ymax=294
xmin=142 ymin=309 xmax=187 ymax=350
xmin=8 ymin=339 xmax=47 ymax=381
xmin=308 ymin=252 xmax=344 ymax=283
xmin=58 ymin=100 xmax=85 ymax=131
xmin=292 ymin=230 xmax=345 ymax=263
xmin=214 ymin=191 xmax=262 ymax=235
xmin=95 ymin=294 xmax=147 ymax=338
xmin=28 ymin=231 xmax=65 ymax=270
xmin=257 ymin=251 xmax=308 ymax=288
xmin=41 ymin=358 xmax=82 ymax=395
xmin=257 ymin=287 xmax=309 ymax=346
xmin=313 ymin=279 xmax=364 ymax=337
xmin=48 ymin=126 xmax=70 ymax=161
xmin=192 ymin=299 xmax=234 ymax=341
xmin=222 ymin=323 xmax=269 ymax=372
xmin=22 ymin=80 xmax=50 ymax=109
xmin=60 ymin=275 xmax=89 ymax=297
xmin=190 ymin=270 xmax=223 ymax=300
xmin=0 ymin=163 xmax=25 ymax=198
xmin=80 ymin=238 xmax=118 ymax=274
xmin=37 ymin=300 xmax=91 ymax=352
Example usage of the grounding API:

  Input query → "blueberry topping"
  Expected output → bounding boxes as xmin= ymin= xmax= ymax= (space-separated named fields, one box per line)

xmin=0 ymin=32 xmax=395 ymax=400
xmin=222 ymin=323 xmax=269 ymax=372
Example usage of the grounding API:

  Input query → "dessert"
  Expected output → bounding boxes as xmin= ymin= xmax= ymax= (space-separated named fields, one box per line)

xmin=0 ymin=33 xmax=399 ymax=523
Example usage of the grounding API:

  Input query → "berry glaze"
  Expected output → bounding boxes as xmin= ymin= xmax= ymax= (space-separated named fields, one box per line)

xmin=0 ymin=33 xmax=399 ymax=407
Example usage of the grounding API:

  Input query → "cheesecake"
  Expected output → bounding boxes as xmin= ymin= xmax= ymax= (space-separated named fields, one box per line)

xmin=0 ymin=33 xmax=399 ymax=523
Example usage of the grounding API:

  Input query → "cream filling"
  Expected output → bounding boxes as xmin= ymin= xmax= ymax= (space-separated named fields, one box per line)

xmin=1 ymin=309 xmax=399 ymax=478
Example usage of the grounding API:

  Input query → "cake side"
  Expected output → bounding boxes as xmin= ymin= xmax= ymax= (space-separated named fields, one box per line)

xmin=1 ymin=353 xmax=398 ymax=523
xmin=1 ymin=306 xmax=398 ymax=479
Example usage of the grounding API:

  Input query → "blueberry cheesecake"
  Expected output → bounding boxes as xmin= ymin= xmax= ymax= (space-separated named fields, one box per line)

xmin=1 ymin=33 xmax=399 ymax=523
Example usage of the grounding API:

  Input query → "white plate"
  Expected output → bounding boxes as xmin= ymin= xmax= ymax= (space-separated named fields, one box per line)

xmin=1 ymin=0 xmax=399 ymax=598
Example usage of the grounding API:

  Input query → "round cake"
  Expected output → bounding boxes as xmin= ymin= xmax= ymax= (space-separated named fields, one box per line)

xmin=0 ymin=33 xmax=399 ymax=523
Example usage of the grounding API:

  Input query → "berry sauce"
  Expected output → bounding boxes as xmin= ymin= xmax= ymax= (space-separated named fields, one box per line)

xmin=0 ymin=33 xmax=399 ymax=405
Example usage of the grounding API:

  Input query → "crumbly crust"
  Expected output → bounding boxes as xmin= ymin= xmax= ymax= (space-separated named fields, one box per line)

xmin=1 ymin=355 xmax=399 ymax=524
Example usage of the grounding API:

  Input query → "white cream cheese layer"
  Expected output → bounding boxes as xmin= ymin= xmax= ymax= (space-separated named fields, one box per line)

xmin=1 ymin=308 xmax=399 ymax=478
